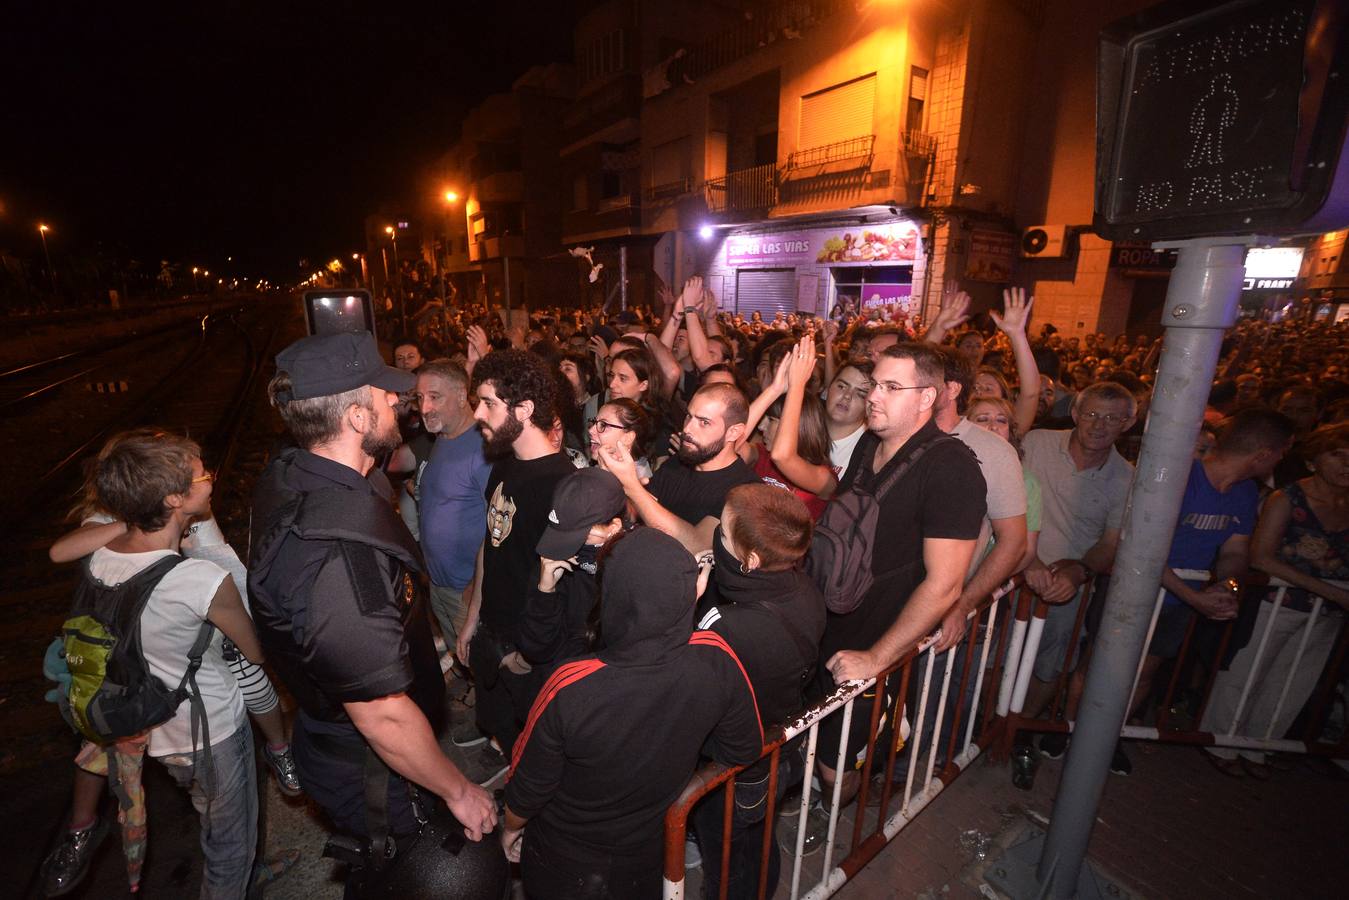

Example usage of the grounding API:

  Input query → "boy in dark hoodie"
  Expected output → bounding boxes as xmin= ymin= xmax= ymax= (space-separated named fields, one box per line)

xmin=517 ymin=467 xmax=628 ymax=673
xmin=501 ymin=527 xmax=764 ymax=899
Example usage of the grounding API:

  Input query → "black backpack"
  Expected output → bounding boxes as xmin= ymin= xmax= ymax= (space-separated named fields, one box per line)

xmin=806 ymin=433 xmax=957 ymax=614
xmin=62 ymin=554 xmax=216 ymax=744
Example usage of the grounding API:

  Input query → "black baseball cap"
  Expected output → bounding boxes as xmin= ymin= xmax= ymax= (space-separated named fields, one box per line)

xmin=536 ymin=468 xmax=627 ymax=561
xmin=274 ymin=331 xmax=415 ymax=402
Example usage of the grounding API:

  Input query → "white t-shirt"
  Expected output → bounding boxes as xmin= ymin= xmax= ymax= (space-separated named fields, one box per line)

xmin=88 ymin=546 xmax=244 ymax=757
xmin=829 ymin=424 xmax=867 ymax=479
xmin=950 ymin=417 xmax=1029 ymax=577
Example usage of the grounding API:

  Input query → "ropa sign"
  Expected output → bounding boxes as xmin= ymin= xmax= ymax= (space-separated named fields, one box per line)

xmin=1094 ymin=0 xmax=1349 ymax=241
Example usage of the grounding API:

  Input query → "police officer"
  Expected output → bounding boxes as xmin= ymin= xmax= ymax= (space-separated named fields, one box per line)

xmin=248 ymin=331 xmax=497 ymax=894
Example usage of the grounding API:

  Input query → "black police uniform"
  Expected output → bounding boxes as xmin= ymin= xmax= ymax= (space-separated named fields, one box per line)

xmin=248 ymin=447 xmax=444 ymax=840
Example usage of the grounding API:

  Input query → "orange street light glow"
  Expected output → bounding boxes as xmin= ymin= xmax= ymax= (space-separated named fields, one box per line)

xmin=444 ymin=190 xmax=458 ymax=203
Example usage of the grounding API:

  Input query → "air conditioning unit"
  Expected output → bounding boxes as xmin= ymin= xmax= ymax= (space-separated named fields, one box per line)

xmin=1020 ymin=225 xmax=1069 ymax=258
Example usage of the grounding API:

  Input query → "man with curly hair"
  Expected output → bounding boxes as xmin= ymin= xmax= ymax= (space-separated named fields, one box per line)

xmin=461 ymin=349 xmax=576 ymax=775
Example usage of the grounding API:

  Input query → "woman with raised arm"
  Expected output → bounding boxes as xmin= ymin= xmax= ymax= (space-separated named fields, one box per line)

xmin=738 ymin=335 xmax=837 ymax=518
xmin=990 ymin=287 xmax=1042 ymax=437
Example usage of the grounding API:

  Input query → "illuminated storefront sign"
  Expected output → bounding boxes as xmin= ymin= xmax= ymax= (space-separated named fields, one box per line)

xmin=725 ymin=221 xmax=919 ymax=267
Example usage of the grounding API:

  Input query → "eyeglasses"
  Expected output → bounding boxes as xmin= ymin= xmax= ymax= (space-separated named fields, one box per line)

xmin=191 ymin=470 xmax=215 ymax=485
xmin=1080 ymin=411 xmax=1129 ymax=426
xmin=873 ymin=381 xmax=934 ymax=396
xmin=588 ymin=417 xmax=630 ymax=434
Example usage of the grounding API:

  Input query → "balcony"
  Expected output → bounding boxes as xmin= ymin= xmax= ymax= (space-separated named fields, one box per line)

xmin=562 ymin=198 xmax=642 ymax=243
xmin=477 ymin=170 xmax=524 ymax=203
xmin=560 ymin=73 xmax=642 ymax=150
xmin=645 ymin=177 xmax=692 ymax=203
xmin=651 ymin=0 xmax=851 ymax=92
xmin=704 ymin=163 xmax=778 ymax=214
xmin=471 ymin=235 xmax=527 ymax=261
xmin=785 ymin=135 xmax=875 ymax=175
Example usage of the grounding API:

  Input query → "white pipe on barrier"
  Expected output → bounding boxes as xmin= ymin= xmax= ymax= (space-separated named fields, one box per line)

xmin=997 ymin=615 xmax=1027 ymax=717
xmin=821 ymin=698 xmax=856 ymax=883
xmin=966 ymin=599 xmax=1001 ymax=752
xmin=1229 ymin=586 xmax=1285 ymax=735
xmin=1264 ymin=596 xmax=1325 ymax=740
xmin=1127 ymin=587 xmax=1167 ymax=710
xmin=902 ymin=648 xmax=936 ymax=813
xmin=1011 ymin=615 xmax=1045 ymax=714
xmin=924 ymin=645 xmax=957 ymax=789
xmin=790 ymin=722 xmax=822 ymax=900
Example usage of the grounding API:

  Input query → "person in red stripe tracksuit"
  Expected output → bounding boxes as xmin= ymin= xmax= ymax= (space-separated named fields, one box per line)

xmin=501 ymin=527 xmax=764 ymax=899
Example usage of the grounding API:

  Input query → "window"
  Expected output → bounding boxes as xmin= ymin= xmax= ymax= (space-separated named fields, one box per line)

xmin=908 ymin=67 xmax=929 ymax=131
xmin=650 ymin=137 xmax=689 ymax=192
xmin=580 ymin=29 xmax=627 ymax=84
xmin=799 ymin=74 xmax=876 ymax=150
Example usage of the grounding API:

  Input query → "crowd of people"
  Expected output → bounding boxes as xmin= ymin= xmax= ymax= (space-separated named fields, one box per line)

xmin=38 ymin=274 xmax=1349 ymax=899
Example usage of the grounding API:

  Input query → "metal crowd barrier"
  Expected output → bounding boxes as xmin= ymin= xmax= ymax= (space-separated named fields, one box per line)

xmin=662 ymin=577 xmax=1024 ymax=900
xmin=1005 ymin=571 xmax=1349 ymax=759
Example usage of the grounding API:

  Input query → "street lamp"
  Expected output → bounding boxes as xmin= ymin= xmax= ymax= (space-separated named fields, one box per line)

xmin=444 ymin=190 xmax=458 ymax=203
xmin=385 ymin=225 xmax=405 ymax=332
xmin=37 ymin=224 xmax=55 ymax=293
xmin=191 ymin=266 xmax=200 ymax=291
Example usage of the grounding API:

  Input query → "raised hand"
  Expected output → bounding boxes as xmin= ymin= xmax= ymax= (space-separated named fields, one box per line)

xmin=768 ymin=347 xmax=793 ymax=397
xmin=786 ymin=335 xmax=816 ymax=390
xmin=933 ymin=290 xmax=972 ymax=332
xmin=588 ymin=333 xmax=609 ymax=360
xmin=820 ymin=318 xmax=840 ymax=344
xmin=991 ymin=287 xmax=1035 ymax=337
xmin=597 ymin=441 xmax=640 ymax=487
xmin=681 ymin=275 xmax=704 ymax=311
xmin=466 ymin=325 xmax=490 ymax=373
xmin=538 ymin=556 xmax=576 ymax=593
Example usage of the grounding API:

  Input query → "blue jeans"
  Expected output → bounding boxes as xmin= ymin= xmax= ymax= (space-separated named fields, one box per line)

xmin=693 ymin=749 xmax=803 ymax=900
xmin=157 ymin=723 xmax=258 ymax=900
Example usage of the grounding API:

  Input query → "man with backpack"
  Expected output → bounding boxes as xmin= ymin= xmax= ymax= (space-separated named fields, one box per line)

xmin=807 ymin=343 xmax=985 ymax=833
xmin=57 ymin=428 xmax=264 ymax=899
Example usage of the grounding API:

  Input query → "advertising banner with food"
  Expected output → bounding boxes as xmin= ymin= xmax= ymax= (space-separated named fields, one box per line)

xmin=725 ymin=221 xmax=920 ymax=267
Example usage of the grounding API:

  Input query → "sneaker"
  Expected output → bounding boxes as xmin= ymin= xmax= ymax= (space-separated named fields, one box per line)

xmin=1109 ymin=743 xmax=1132 ymax=777
xmin=264 ymin=744 xmax=303 ymax=797
xmin=778 ymin=786 xmax=803 ymax=818
xmin=684 ymin=834 xmax=702 ymax=869
xmin=451 ymin=717 xmax=488 ymax=748
xmin=42 ymin=816 xmax=111 ymax=897
xmin=1038 ymin=732 xmax=1069 ymax=760
xmin=477 ymin=743 xmax=509 ymax=787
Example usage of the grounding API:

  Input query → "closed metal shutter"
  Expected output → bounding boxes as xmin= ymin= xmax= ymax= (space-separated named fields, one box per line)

xmin=799 ymin=74 xmax=876 ymax=151
xmin=735 ymin=268 xmax=797 ymax=318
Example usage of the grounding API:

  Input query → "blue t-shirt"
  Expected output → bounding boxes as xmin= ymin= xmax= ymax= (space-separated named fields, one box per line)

xmin=1164 ymin=458 xmax=1258 ymax=604
xmin=419 ymin=428 xmax=492 ymax=589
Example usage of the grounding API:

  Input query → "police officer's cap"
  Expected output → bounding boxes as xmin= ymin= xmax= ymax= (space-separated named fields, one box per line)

xmin=274 ymin=331 xmax=415 ymax=402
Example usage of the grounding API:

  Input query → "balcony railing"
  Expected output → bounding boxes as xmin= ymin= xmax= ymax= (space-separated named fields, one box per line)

xmin=786 ymin=134 xmax=875 ymax=171
xmin=660 ymin=0 xmax=851 ymax=88
xmin=645 ymin=177 xmax=692 ymax=203
xmin=703 ymin=162 xmax=778 ymax=214
xmin=904 ymin=129 xmax=938 ymax=159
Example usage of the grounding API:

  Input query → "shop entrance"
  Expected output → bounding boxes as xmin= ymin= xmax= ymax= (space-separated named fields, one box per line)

xmin=735 ymin=268 xmax=797 ymax=319
xmin=829 ymin=265 xmax=913 ymax=316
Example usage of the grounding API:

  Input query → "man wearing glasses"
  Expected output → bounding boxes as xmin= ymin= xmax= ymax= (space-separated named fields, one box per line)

xmin=1018 ymin=380 xmax=1137 ymax=765
xmin=814 ymin=343 xmax=986 ymax=820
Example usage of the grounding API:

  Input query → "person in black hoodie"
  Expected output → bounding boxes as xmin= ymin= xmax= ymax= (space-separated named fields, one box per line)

xmin=517 ymin=467 xmax=628 ymax=673
xmin=692 ymin=483 xmax=826 ymax=899
xmin=501 ymin=527 xmax=764 ymax=900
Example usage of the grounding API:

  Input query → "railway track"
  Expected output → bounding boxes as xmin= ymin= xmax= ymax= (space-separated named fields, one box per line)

xmin=0 ymin=303 xmax=303 ymax=775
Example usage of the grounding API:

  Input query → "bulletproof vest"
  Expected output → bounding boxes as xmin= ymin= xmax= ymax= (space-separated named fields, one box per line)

xmin=248 ymin=450 xmax=439 ymax=724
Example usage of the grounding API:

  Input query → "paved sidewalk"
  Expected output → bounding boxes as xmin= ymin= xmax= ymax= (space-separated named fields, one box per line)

xmin=835 ymin=740 xmax=1349 ymax=900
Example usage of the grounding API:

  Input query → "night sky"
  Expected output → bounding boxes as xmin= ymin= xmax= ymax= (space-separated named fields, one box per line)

xmin=0 ymin=2 xmax=575 ymax=280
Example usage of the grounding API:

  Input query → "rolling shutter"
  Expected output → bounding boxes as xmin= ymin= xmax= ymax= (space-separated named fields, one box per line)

xmin=799 ymin=74 xmax=876 ymax=150
xmin=735 ymin=269 xmax=797 ymax=318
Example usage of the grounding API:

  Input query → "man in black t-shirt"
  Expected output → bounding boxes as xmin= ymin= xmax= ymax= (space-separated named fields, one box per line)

xmin=461 ymin=349 xmax=576 ymax=770
xmin=815 ymin=344 xmax=985 ymax=813
xmin=600 ymin=383 xmax=759 ymax=546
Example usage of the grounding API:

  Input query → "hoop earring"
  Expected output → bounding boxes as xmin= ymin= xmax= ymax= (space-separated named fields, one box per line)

xmin=739 ymin=560 xmax=750 ymax=575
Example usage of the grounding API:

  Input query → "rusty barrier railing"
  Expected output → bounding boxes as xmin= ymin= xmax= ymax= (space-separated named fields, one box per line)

xmin=1004 ymin=571 xmax=1349 ymax=761
xmin=662 ymin=576 xmax=1026 ymax=900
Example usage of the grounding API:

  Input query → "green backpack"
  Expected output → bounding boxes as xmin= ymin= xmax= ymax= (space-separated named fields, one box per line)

xmin=62 ymin=554 xmax=215 ymax=744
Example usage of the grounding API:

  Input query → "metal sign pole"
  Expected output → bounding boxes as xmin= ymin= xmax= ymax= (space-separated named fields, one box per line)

xmin=1033 ymin=237 xmax=1251 ymax=897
